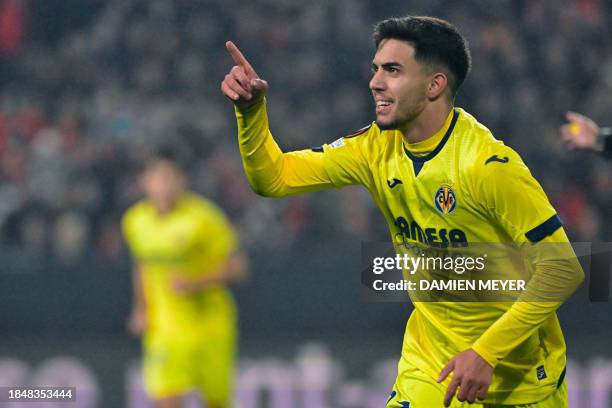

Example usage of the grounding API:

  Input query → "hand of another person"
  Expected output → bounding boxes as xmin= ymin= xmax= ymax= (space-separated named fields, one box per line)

xmin=560 ymin=111 xmax=599 ymax=150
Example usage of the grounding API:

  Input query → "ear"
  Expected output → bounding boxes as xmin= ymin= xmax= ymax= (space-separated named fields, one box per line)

xmin=427 ymin=72 xmax=449 ymax=100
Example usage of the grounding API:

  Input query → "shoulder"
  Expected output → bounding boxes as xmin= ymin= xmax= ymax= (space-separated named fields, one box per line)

xmin=121 ymin=200 xmax=151 ymax=237
xmin=339 ymin=122 xmax=387 ymax=144
xmin=123 ymin=200 xmax=150 ymax=223
xmin=183 ymin=195 xmax=237 ymax=242
xmin=182 ymin=193 xmax=229 ymax=223
xmin=322 ymin=122 xmax=393 ymax=156
xmin=314 ymin=122 xmax=377 ymax=151
xmin=454 ymin=110 xmax=537 ymax=202
xmin=455 ymin=109 xmax=527 ymax=176
xmin=474 ymin=140 xmax=529 ymax=181
xmin=345 ymin=123 xmax=375 ymax=139
xmin=454 ymin=108 xmax=499 ymax=150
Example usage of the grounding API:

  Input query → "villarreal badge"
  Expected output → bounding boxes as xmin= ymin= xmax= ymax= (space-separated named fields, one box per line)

xmin=434 ymin=184 xmax=456 ymax=214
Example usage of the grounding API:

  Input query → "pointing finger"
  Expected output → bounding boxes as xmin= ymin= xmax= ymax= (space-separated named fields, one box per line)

xmin=226 ymin=41 xmax=257 ymax=79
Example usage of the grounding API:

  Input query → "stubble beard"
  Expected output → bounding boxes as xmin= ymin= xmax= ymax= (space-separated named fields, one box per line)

xmin=376 ymin=104 xmax=422 ymax=132
xmin=376 ymin=117 xmax=399 ymax=130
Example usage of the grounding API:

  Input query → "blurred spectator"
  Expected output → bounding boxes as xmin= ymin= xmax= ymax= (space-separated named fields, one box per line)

xmin=53 ymin=211 xmax=89 ymax=264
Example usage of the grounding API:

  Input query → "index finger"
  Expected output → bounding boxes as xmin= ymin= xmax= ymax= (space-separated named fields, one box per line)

xmin=226 ymin=41 xmax=257 ymax=78
xmin=437 ymin=359 xmax=455 ymax=382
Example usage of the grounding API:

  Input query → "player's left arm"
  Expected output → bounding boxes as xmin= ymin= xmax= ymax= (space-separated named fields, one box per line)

xmin=172 ymin=250 xmax=248 ymax=295
xmin=469 ymin=145 xmax=584 ymax=364
xmin=439 ymin=144 xmax=584 ymax=406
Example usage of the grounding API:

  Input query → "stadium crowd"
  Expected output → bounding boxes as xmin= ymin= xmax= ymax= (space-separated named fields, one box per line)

xmin=0 ymin=0 xmax=610 ymax=264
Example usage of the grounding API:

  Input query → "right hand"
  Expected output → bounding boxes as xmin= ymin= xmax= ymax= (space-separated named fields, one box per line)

xmin=560 ymin=111 xmax=599 ymax=150
xmin=127 ymin=307 xmax=147 ymax=337
xmin=221 ymin=41 xmax=268 ymax=111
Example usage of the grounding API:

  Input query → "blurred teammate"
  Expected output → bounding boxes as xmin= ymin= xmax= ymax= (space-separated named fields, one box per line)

xmin=122 ymin=149 xmax=248 ymax=408
xmin=559 ymin=111 xmax=612 ymax=158
xmin=221 ymin=16 xmax=583 ymax=407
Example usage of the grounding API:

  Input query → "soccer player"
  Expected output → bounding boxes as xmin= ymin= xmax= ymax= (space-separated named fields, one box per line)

xmin=122 ymin=149 xmax=248 ymax=408
xmin=559 ymin=111 xmax=612 ymax=158
xmin=221 ymin=16 xmax=584 ymax=408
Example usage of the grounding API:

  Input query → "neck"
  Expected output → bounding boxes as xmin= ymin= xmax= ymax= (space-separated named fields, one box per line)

xmin=402 ymin=101 xmax=453 ymax=144
xmin=153 ymin=196 xmax=180 ymax=215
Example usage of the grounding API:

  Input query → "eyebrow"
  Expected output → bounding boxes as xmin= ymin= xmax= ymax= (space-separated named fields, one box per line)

xmin=372 ymin=61 xmax=403 ymax=70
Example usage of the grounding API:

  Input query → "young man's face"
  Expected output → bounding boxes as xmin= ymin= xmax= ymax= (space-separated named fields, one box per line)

xmin=369 ymin=39 xmax=430 ymax=131
xmin=141 ymin=159 xmax=185 ymax=212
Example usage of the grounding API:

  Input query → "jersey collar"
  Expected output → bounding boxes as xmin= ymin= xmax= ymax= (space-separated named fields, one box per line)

xmin=403 ymin=109 xmax=459 ymax=163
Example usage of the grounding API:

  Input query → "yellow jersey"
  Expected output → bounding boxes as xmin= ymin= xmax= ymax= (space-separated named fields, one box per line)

xmin=122 ymin=193 xmax=238 ymax=341
xmin=234 ymin=100 xmax=583 ymax=404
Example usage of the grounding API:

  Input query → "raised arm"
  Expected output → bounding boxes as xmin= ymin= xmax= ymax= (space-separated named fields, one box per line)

xmin=221 ymin=41 xmax=369 ymax=197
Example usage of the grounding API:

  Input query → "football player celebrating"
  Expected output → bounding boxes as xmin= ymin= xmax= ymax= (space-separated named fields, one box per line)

xmin=222 ymin=16 xmax=583 ymax=407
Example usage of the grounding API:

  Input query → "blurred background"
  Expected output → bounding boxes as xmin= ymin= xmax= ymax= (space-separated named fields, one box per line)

xmin=0 ymin=0 xmax=611 ymax=406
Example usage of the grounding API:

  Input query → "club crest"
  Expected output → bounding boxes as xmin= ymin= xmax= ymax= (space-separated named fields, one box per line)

xmin=434 ymin=184 xmax=457 ymax=214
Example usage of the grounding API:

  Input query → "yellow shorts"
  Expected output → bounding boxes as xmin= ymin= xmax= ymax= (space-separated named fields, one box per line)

xmin=386 ymin=366 xmax=567 ymax=408
xmin=142 ymin=329 xmax=236 ymax=405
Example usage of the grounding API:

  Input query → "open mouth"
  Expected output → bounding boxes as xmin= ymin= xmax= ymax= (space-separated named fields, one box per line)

xmin=376 ymin=100 xmax=393 ymax=115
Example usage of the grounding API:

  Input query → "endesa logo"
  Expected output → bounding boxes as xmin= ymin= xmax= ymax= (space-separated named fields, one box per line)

xmin=394 ymin=216 xmax=468 ymax=248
